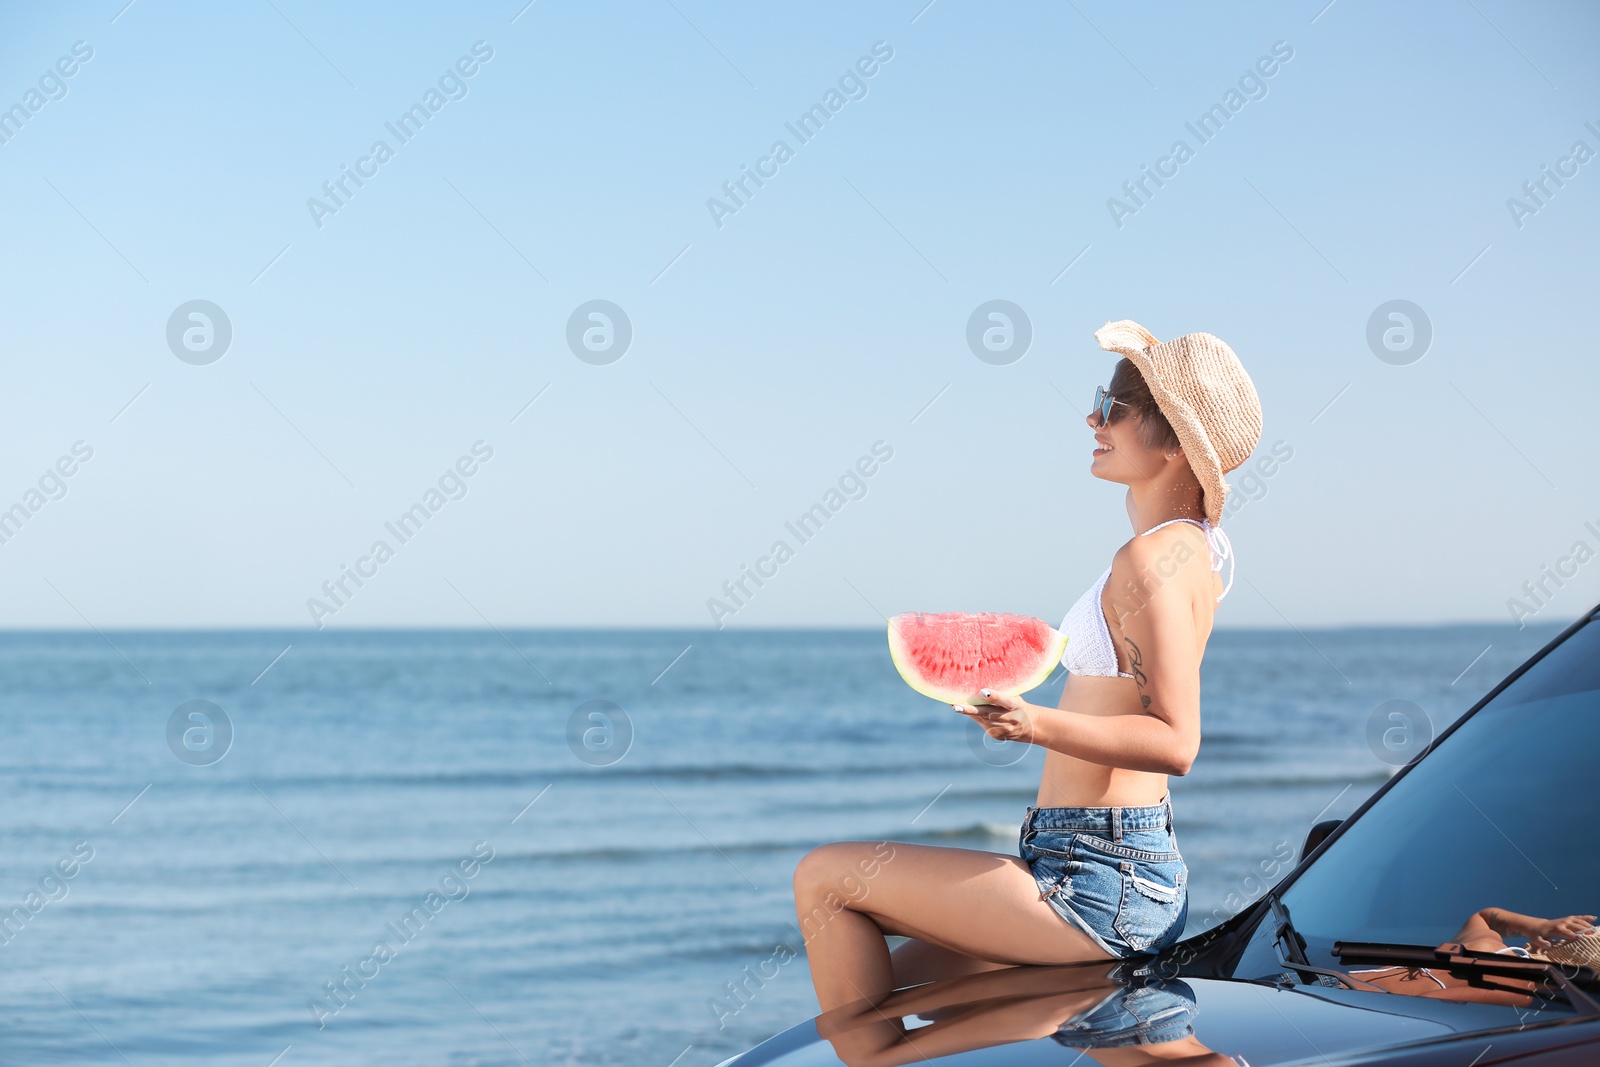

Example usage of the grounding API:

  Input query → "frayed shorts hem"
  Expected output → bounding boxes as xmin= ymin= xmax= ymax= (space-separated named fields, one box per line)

xmin=1036 ymin=885 xmax=1137 ymax=959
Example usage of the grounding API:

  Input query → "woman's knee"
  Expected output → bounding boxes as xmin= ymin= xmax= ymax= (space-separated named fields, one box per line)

xmin=793 ymin=842 xmax=853 ymax=900
xmin=792 ymin=841 xmax=897 ymax=904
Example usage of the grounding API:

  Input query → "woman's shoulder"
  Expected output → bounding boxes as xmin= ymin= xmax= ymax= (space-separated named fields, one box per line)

xmin=1113 ymin=521 xmax=1211 ymax=565
xmin=1106 ymin=524 xmax=1215 ymax=605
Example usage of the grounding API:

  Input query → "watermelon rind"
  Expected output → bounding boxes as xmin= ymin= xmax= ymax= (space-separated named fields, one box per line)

xmin=886 ymin=612 xmax=1068 ymax=706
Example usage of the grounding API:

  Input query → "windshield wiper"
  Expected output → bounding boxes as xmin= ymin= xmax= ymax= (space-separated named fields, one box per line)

xmin=1267 ymin=895 xmax=1363 ymax=990
xmin=1333 ymin=940 xmax=1600 ymax=1015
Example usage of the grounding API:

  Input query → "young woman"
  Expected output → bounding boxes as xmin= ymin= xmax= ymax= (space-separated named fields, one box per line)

xmin=793 ymin=319 xmax=1264 ymax=1012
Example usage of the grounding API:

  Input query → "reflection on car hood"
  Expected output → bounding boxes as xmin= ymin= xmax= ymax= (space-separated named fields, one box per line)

xmin=721 ymin=969 xmax=1600 ymax=1067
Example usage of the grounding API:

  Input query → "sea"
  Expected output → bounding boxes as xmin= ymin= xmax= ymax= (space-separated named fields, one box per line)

xmin=0 ymin=623 xmax=1569 ymax=1066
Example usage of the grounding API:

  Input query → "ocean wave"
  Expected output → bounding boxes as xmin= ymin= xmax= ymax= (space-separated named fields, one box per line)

xmin=491 ymin=820 xmax=1028 ymax=863
xmin=904 ymin=820 xmax=1020 ymax=842
xmin=943 ymin=787 xmax=1038 ymax=802
xmin=0 ymin=759 xmax=983 ymax=794
xmin=497 ymin=838 xmax=815 ymax=864
xmin=1180 ymin=770 xmax=1394 ymax=791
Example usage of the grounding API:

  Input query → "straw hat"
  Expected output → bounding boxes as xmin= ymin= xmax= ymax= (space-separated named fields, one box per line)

xmin=1528 ymin=931 xmax=1600 ymax=970
xmin=1095 ymin=320 xmax=1264 ymax=526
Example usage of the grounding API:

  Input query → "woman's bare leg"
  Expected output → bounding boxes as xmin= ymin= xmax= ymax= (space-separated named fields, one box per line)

xmin=889 ymin=938 xmax=1013 ymax=987
xmin=793 ymin=840 xmax=1112 ymax=1011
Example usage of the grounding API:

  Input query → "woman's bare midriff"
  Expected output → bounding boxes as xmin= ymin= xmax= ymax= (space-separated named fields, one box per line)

xmin=1035 ymin=674 xmax=1170 ymax=808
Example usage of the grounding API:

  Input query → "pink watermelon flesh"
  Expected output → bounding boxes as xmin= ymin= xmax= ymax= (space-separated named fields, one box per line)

xmin=887 ymin=612 xmax=1067 ymax=705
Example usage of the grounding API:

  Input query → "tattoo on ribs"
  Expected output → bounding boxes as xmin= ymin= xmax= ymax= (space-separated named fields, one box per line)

xmin=1124 ymin=635 xmax=1151 ymax=708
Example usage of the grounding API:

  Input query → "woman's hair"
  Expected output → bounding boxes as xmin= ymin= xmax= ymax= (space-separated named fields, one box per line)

xmin=1107 ymin=358 xmax=1181 ymax=451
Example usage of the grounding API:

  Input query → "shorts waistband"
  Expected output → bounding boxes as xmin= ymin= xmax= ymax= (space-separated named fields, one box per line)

xmin=1025 ymin=793 xmax=1173 ymax=836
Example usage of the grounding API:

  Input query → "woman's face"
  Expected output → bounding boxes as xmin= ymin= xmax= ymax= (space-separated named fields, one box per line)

xmin=1085 ymin=397 xmax=1172 ymax=486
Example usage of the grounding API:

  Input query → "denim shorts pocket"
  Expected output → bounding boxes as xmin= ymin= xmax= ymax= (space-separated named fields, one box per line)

xmin=1112 ymin=859 xmax=1187 ymax=953
xmin=1022 ymin=827 xmax=1073 ymax=858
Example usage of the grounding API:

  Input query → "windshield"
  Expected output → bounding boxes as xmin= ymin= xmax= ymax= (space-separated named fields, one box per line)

xmin=1238 ymin=617 xmax=1600 ymax=1007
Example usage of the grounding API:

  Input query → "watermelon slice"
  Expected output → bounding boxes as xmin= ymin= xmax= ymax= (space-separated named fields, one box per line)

xmin=887 ymin=612 xmax=1068 ymax=705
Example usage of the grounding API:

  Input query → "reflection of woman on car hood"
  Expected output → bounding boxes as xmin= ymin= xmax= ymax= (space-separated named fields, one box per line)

xmin=817 ymin=958 xmax=1246 ymax=1067
xmin=1346 ymin=906 xmax=1599 ymax=1004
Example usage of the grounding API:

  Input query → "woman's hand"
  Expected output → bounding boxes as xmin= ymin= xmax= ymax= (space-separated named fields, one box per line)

xmin=1528 ymin=914 xmax=1598 ymax=951
xmin=951 ymin=690 xmax=1041 ymax=745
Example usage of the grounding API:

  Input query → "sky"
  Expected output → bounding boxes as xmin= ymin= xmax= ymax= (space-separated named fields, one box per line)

xmin=0 ymin=0 xmax=1597 ymax=631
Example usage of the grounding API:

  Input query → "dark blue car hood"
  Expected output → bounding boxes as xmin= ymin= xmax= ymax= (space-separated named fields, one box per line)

xmin=719 ymin=969 xmax=1599 ymax=1066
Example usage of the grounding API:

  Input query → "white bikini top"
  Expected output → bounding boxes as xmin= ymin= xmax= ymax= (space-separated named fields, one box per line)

xmin=1059 ymin=517 xmax=1234 ymax=680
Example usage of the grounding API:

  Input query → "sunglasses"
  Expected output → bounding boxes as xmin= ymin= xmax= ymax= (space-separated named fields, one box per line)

xmin=1093 ymin=385 xmax=1130 ymax=426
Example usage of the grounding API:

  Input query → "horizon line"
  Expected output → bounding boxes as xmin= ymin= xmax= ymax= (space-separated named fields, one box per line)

xmin=0 ymin=618 xmax=1575 ymax=635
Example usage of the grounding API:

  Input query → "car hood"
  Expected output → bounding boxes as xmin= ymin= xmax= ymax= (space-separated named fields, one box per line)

xmin=718 ymin=966 xmax=1598 ymax=1067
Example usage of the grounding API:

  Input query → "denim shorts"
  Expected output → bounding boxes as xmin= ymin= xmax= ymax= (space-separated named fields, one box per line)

xmin=1018 ymin=796 xmax=1189 ymax=959
xmin=1050 ymin=977 xmax=1198 ymax=1048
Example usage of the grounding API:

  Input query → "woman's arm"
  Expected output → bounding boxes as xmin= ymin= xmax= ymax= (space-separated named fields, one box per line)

xmin=1099 ymin=530 xmax=1207 ymax=773
xmin=1457 ymin=908 xmax=1599 ymax=948
xmin=954 ymin=529 xmax=1210 ymax=775
xmin=1446 ymin=908 xmax=1515 ymax=952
